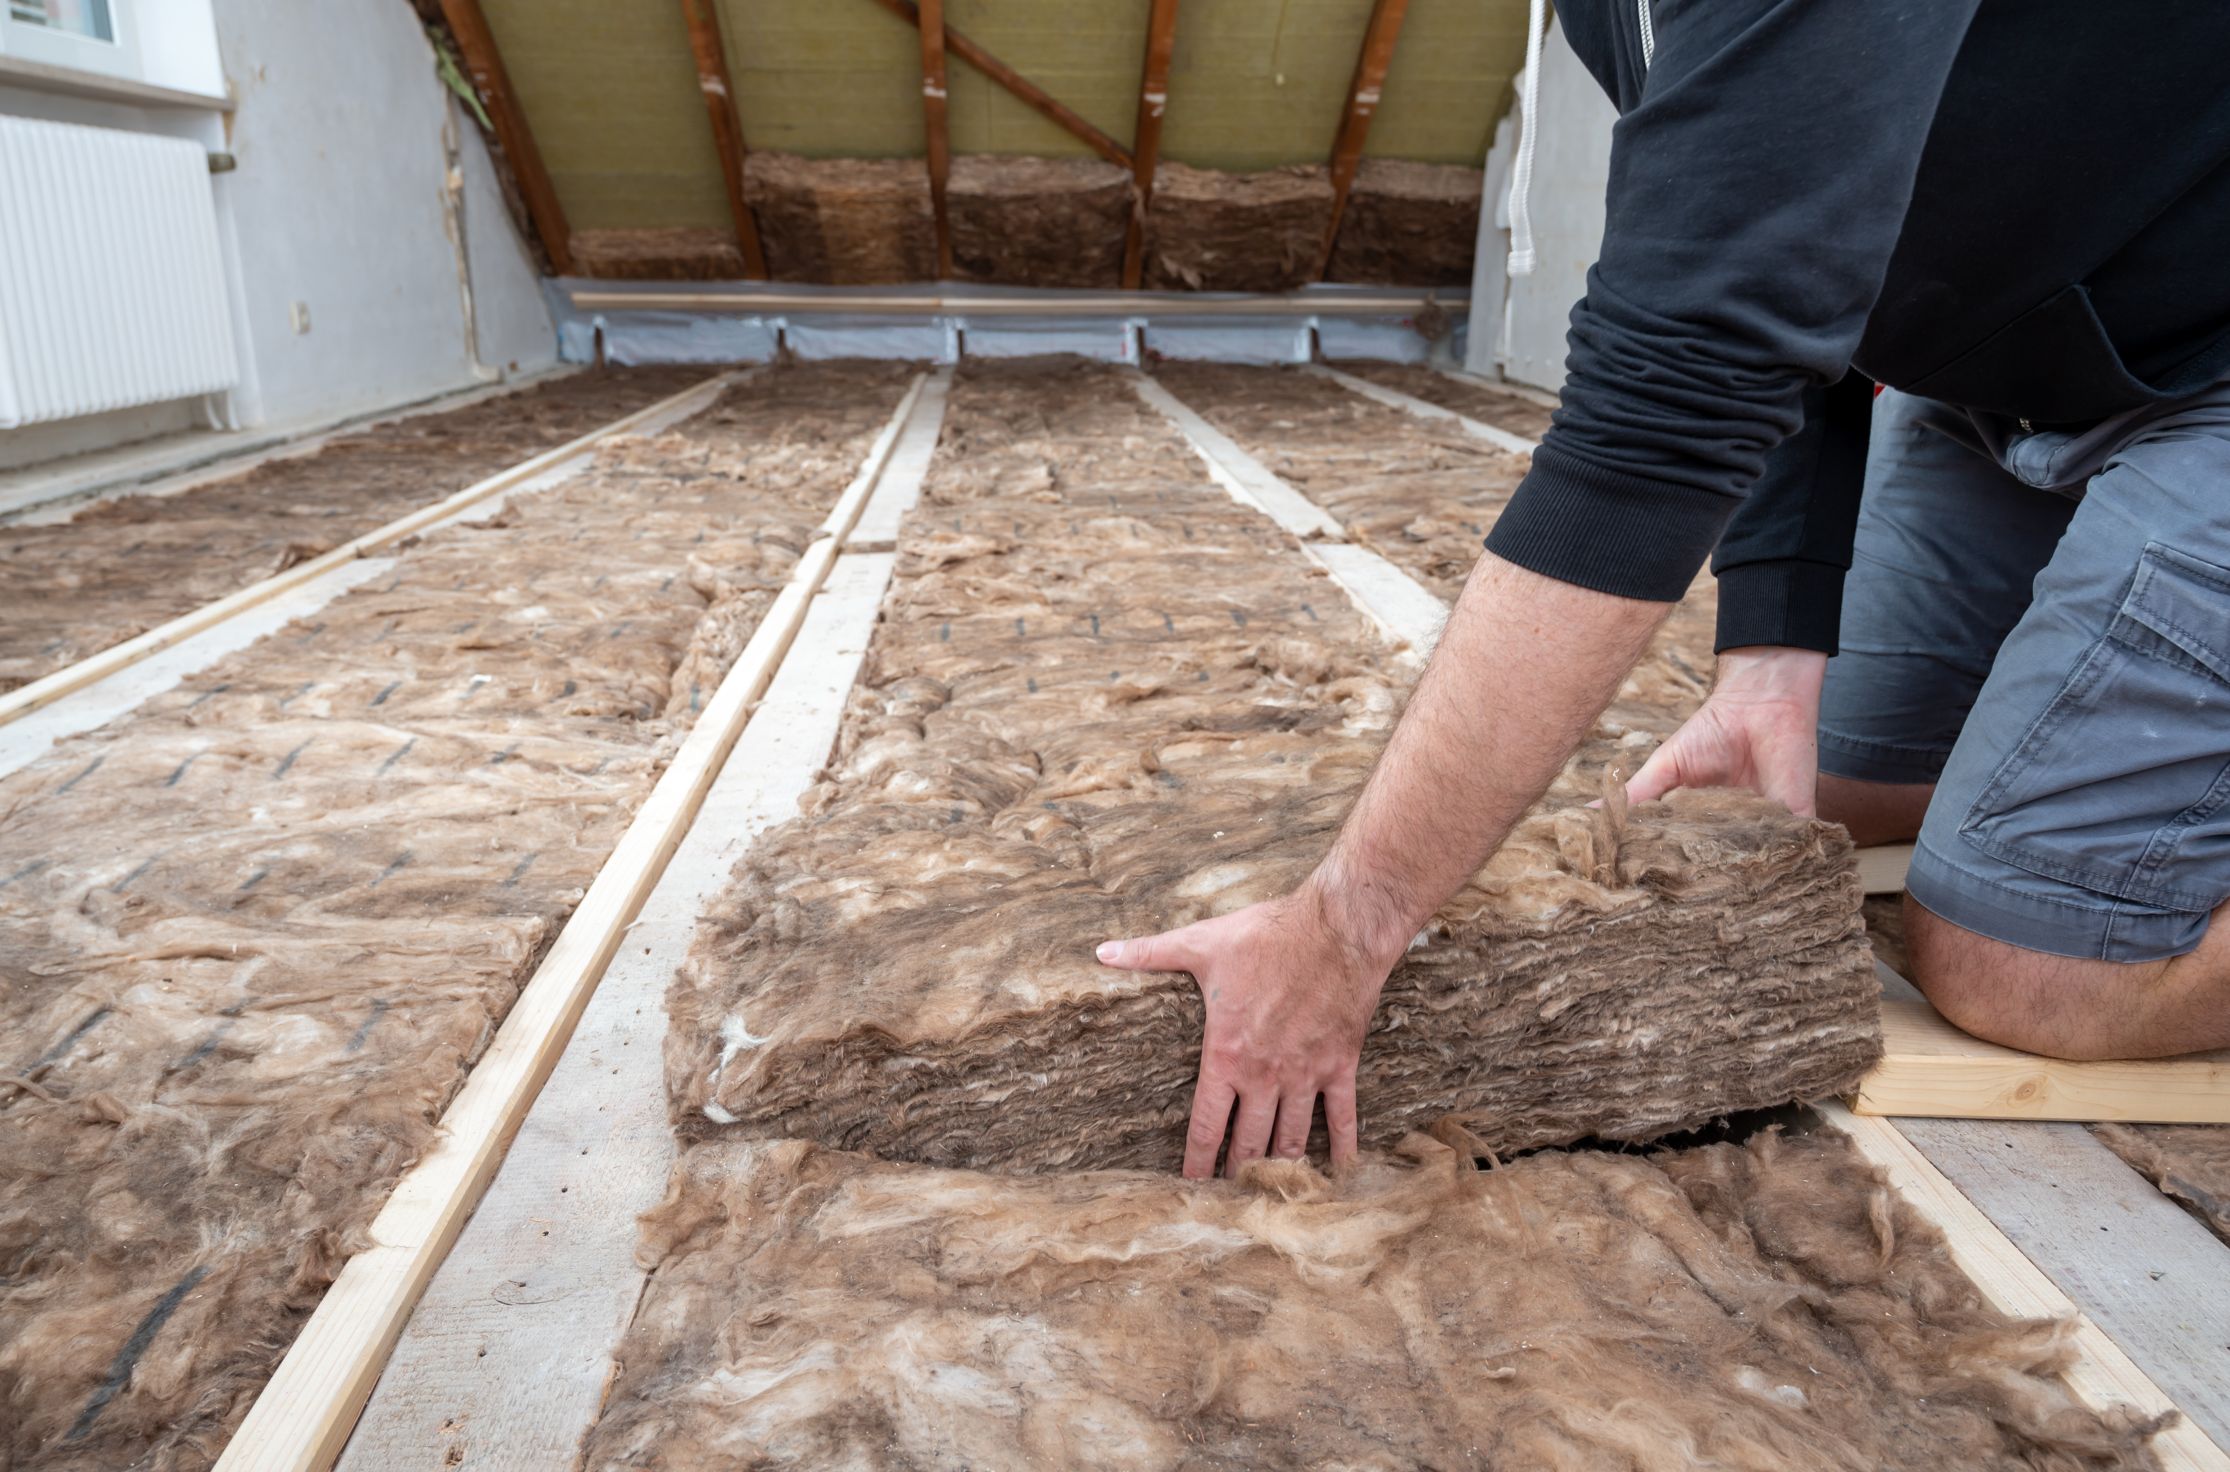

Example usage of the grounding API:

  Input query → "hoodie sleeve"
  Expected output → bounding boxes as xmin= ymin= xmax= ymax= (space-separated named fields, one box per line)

xmin=1484 ymin=0 xmax=1977 ymax=610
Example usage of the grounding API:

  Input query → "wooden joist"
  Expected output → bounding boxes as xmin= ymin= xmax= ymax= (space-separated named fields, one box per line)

xmin=1857 ymin=962 xmax=2230 ymax=1124
xmin=338 ymin=375 xmax=953 ymax=1470
xmin=865 ymin=0 xmax=1131 ymax=169
xmin=1857 ymin=841 xmax=1912 ymax=894
xmin=1318 ymin=0 xmax=1411 ymax=279
xmin=916 ymin=0 xmax=954 ymax=278
xmin=1310 ymin=362 xmax=1540 ymax=456
xmin=214 ymin=374 xmax=931 ymax=1472
xmin=1822 ymin=1101 xmax=2229 ymax=1471
xmin=0 ymin=374 xmax=733 ymax=732
xmin=434 ymin=0 xmax=573 ymax=275
xmin=678 ymin=0 xmax=768 ymax=279
xmin=1120 ymin=0 xmax=1181 ymax=290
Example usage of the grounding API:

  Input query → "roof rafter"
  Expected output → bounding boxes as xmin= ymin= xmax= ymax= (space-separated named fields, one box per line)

xmin=678 ymin=0 xmax=768 ymax=279
xmin=916 ymin=0 xmax=955 ymax=278
xmin=435 ymin=0 xmax=573 ymax=275
xmin=1318 ymin=0 xmax=1411 ymax=280
xmin=1120 ymin=0 xmax=1181 ymax=289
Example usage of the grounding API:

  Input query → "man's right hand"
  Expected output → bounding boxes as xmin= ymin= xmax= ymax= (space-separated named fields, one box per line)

xmin=1623 ymin=646 xmax=1827 ymax=816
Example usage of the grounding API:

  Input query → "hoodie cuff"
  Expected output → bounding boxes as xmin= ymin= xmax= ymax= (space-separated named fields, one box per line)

xmin=1713 ymin=558 xmax=1848 ymax=655
xmin=1483 ymin=446 xmax=1737 ymax=603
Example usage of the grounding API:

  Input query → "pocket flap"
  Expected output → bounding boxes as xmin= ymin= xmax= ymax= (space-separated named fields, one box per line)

xmin=2117 ymin=543 xmax=2230 ymax=684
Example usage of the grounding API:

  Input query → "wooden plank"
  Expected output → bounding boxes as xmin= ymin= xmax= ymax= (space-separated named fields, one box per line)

xmin=1439 ymin=365 xmax=1560 ymax=411
xmin=1128 ymin=373 xmax=1346 ymax=541
xmin=336 ymin=553 xmax=902 ymax=1472
xmin=436 ymin=0 xmax=573 ymax=275
xmin=1318 ymin=0 xmax=1412 ymax=279
xmin=1857 ymin=841 xmax=1912 ymax=894
xmin=1858 ymin=984 xmax=2230 ymax=1124
xmin=1818 ymin=1101 xmax=2229 ymax=1471
xmin=1310 ymin=362 xmax=1539 ymax=455
xmin=917 ymin=0 xmax=954 ymax=279
xmin=1311 ymin=542 xmax=1445 ymax=659
xmin=212 ymin=373 xmax=929 ymax=1472
xmin=0 ymin=374 xmax=733 ymax=730
xmin=1894 ymin=1116 xmax=2230 ymax=1450
xmin=849 ymin=366 xmax=949 ymax=549
xmin=1120 ymin=0 xmax=1181 ymax=289
xmin=678 ymin=0 xmax=768 ymax=279
xmin=863 ymin=0 xmax=1131 ymax=170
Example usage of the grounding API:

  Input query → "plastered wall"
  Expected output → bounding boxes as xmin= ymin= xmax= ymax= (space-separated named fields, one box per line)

xmin=0 ymin=0 xmax=554 ymax=452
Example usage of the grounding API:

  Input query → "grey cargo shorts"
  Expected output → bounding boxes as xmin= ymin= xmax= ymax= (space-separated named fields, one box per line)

xmin=1818 ymin=383 xmax=2230 ymax=962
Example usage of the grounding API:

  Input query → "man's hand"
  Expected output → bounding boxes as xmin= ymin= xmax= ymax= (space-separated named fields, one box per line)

xmin=1098 ymin=877 xmax=1406 ymax=1180
xmin=1624 ymin=646 xmax=1826 ymax=816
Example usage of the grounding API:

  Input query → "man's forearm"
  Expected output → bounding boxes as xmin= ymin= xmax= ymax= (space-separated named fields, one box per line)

xmin=1305 ymin=552 xmax=1673 ymax=962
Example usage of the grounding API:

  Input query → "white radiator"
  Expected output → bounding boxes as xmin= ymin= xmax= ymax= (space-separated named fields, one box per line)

xmin=0 ymin=115 xmax=238 ymax=428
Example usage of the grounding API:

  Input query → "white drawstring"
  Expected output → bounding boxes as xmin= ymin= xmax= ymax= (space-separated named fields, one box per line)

xmin=1505 ymin=0 xmax=1548 ymax=277
xmin=1508 ymin=0 xmax=1651 ymax=279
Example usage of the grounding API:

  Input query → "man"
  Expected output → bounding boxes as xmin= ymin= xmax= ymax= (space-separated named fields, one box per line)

xmin=1099 ymin=0 xmax=2230 ymax=1179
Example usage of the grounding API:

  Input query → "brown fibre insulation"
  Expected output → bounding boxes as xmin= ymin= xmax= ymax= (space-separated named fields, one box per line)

xmin=584 ymin=1128 xmax=2165 ymax=1470
xmin=1329 ymin=356 xmax=1558 ymax=441
xmin=1324 ymin=158 xmax=1483 ymax=286
xmin=0 ymin=366 xmax=706 ymax=696
xmin=2092 ymin=1125 xmax=2230 ymax=1245
xmin=570 ymin=226 xmax=751 ymax=280
xmin=1141 ymin=162 xmax=1333 ymax=293
xmin=667 ymin=360 xmax=1878 ymax=1172
xmin=744 ymin=152 xmax=936 ymax=285
xmin=1153 ymin=362 xmax=1718 ymax=792
xmin=0 ymin=362 xmax=917 ymax=1472
xmin=950 ymin=155 xmax=1131 ymax=289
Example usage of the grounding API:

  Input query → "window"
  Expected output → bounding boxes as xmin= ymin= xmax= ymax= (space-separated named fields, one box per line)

xmin=0 ymin=0 xmax=142 ymax=85
xmin=9 ymin=1 xmax=117 ymax=43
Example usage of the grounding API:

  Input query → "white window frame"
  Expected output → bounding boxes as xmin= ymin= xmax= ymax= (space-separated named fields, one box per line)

xmin=0 ymin=0 xmax=144 ymax=87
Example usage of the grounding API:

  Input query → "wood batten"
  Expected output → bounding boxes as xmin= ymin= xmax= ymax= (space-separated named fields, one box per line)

xmin=435 ymin=0 xmax=573 ymax=275
xmin=1318 ymin=0 xmax=1411 ymax=280
xmin=1121 ymin=0 xmax=1181 ymax=289
xmin=865 ymin=0 xmax=1131 ymax=169
xmin=679 ymin=0 xmax=768 ymax=279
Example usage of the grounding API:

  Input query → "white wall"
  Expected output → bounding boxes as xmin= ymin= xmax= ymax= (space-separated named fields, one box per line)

xmin=0 ymin=0 xmax=554 ymax=460
xmin=210 ymin=0 xmax=552 ymax=425
xmin=1464 ymin=16 xmax=1615 ymax=394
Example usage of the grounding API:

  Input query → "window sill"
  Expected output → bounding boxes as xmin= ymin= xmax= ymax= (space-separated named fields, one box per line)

xmin=0 ymin=52 xmax=230 ymax=111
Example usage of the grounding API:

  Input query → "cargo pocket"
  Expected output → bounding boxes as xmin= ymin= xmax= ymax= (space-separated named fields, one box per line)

xmin=1961 ymin=543 xmax=2230 ymax=912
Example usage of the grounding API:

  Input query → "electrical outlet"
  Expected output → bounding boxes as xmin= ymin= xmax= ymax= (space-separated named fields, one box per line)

xmin=290 ymin=301 xmax=312 ymax=334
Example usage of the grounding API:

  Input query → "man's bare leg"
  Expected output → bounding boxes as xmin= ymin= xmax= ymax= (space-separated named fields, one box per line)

xmin=1815 ymin=773 xmax=1934 ymax=847
xmin=1904 ymin=896 xmax=2230 ymax=1059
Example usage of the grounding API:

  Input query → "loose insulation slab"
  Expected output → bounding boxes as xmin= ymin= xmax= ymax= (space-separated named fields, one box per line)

xmin=584 ymin=1128 xmax=2165 ymax=1470
xmin=0 ymin=368 xmax=705 ymax=696
xmin=668 ymin=360 xmax=1878 ymax=1172
xmin=0 ymin=363 xmax=916 ymax=1472
xmin=2093 ymin=1125 xmax=2230 ymax=1245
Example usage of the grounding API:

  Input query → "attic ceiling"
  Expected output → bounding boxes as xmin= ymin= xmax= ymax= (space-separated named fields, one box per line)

xmin=475 ymin=0 xmax=1526 ymax=236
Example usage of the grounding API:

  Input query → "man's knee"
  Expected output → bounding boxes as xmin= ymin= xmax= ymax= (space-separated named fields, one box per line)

xmin=1816 ymin=774 xmax=1934 ymax=847
xmin=1902 ymin=898 xmax=2170 ymax=1060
